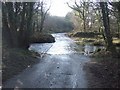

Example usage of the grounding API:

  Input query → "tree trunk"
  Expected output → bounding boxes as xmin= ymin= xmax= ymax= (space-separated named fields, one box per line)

xmin=19 ymin=2 xmax=26 ymax=47
xmin=6 ymin=2 xmax=19 ymax=47
xmin=100 ymin=2 xmax=116 ymax=52
xmin=2 ymin=3 xmax=13 ymax=47
xmin=83 ymin=4 xmax=86 ymax=32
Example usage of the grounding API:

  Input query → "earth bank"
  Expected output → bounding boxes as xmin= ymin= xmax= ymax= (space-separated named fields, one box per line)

xmin=2 ymin=33 xmax=55 ymax=83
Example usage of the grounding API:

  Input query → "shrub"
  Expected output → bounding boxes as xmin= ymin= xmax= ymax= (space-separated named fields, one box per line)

xmin=30 ymin=32 xmax=55 ymax=43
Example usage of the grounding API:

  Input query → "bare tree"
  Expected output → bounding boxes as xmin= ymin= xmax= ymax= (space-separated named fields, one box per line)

xmin=100 ymin=2 xmax=115 ymax=52
xmin=67 ymin=0 xmax=91 ymax=32
xmin=35 ymin=0 xmax=51 ymax=32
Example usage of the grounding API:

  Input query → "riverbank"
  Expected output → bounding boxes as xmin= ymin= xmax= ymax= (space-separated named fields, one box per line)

xmin=68 ymin=32 xmax=120 ymax=88
xmin=68 ymin=32 xmax=120 ymax=47
xmin=2 ymin=32 xmax=55 ymax=83
xmin=30 ymin=32 xmax=55 ymax=43
xmin=2 ymin=48 xmax=40 ymax=83
xmin=84 ymin=57 xmax=119 ymax=88
xmin=3 ymin=33 xmax=90 ymax=88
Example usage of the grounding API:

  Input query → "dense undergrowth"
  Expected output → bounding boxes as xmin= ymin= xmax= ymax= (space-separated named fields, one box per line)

xmin=30 ymin=32 xmax=55 ymax=43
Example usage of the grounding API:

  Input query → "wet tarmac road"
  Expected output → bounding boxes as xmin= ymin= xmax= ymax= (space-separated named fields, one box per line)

xmin=3 ymin=33 xmax=90 ymax=88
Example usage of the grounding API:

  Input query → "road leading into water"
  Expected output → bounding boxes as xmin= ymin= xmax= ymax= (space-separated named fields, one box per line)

xmin=3 ymin=33 xmax=90 ymax=88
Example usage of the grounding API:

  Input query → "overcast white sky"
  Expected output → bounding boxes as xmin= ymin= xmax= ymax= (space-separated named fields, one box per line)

xmin=44 ymin=0 xmax=119 ymax=17
xmin=49 ymin=0 xmax=72 ymax=17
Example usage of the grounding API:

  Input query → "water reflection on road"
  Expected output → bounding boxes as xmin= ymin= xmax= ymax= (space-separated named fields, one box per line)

xmin=4 ymin=33 xmax=104 ymax=88
xmin=29 ymin=33 xmax=104 ymax=55
xmin=47 ymin=33 xmax=77 ymax=54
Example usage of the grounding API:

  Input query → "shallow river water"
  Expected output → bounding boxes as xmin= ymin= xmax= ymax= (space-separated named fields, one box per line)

xmin=3 ymin=33 xmax=104 ymax=88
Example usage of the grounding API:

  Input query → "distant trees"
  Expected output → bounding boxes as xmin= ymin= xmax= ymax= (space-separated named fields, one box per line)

xmin=34 ymin=0 xmax=51 ymax=32
xmin=65 ymin=11 xmax=83 ymax=32
xmin=44 ymin=16 xmax=74 ymax=33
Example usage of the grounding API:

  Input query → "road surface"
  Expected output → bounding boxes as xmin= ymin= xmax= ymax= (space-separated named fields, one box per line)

xmin=3 ymin=33 xmax=91 ymax=88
